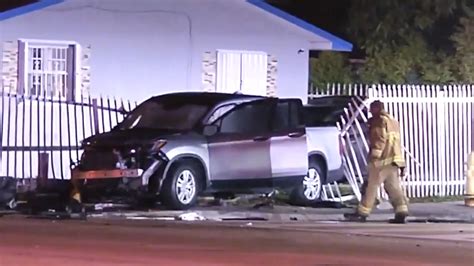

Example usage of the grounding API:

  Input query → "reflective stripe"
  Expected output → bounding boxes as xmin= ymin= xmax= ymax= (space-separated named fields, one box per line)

xmin=357 ymin=204 xmax=372 ymax=216
xmin=371 ymin=149 xmax=383 ymax=158
xmin=387 ymin=132 xmax=399 ymax=144
xmin=393 ymin=155 xmax=406 ymax=166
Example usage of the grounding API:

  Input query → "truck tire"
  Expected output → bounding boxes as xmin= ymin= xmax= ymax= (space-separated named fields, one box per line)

xmin=160 ymin=162 xmax=201 ymax=210
xmin=289 ymin=161 xmax=326 ymax=206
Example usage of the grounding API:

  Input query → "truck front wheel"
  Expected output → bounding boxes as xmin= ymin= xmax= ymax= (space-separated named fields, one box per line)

xmin=160 ymin=162 xmax=201 ymax=210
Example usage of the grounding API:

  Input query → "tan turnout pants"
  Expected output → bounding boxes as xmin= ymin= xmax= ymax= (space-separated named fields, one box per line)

xmin=357 ymin=163 xmax=408 ymax=216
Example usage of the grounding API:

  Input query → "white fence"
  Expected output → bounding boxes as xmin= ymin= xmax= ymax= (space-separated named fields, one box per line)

xmin=311 ymin=84 xmax=474 ymax=199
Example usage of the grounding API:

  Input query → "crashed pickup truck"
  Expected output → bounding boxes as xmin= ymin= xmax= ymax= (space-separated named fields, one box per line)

xmin=72 ymin=92 xmax=329 ymax=209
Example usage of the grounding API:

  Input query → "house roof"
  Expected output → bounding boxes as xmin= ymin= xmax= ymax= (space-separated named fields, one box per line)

xmin=0 ymin=0 xmax=352 ymax=52
xmin=0 ymin=0 xmax=64 ymax=21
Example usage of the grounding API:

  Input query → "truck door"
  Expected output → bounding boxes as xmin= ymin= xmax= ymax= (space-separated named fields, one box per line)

xmin=269 ymin=99 xmax=308 ymax=182
xmin=207 ymin=99 xmax=275 ymax=189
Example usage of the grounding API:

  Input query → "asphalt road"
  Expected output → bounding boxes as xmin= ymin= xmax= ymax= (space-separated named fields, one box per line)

xmin=0 ymin=216 xmax=473 ymax=266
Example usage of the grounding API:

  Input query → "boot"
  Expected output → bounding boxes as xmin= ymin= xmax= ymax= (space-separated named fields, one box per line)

xmin=389 ymin=213 xmax=408 ymax=224
xmin=344 ymin=212 xmax=367 ymax=222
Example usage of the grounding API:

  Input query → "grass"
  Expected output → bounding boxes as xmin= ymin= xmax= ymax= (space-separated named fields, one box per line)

xmin=334 ymin=184 xmax=466 ymax=203
xmin=409 ymin=195 xmax=465 ymax=203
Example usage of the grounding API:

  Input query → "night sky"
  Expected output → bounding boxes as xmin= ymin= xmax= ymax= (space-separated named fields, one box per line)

xmin=267 ymin=0 xmax=351 ymax=41
xmin=0 ymin=0 xmax=38 ymax=12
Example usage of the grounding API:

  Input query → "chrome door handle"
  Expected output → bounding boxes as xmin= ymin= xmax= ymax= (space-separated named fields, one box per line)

xmin=253 ymin=136 xmax=269 ymax=142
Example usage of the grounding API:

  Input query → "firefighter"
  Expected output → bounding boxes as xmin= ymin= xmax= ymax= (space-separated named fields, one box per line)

xmin=344 ymin=100 xmax=409 ymax=224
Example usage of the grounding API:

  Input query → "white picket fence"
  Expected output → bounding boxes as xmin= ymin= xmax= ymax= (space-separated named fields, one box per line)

xmin=311 ymin=84 xmax=474 ymax=199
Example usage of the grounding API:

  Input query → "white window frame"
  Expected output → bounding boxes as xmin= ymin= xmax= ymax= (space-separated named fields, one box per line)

xmin=18 ymin=38 xmax=81 ymax=102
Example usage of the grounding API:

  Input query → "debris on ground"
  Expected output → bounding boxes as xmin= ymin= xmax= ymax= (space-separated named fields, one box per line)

xmin=27 ymin=210 xmax=87 ymax=220
xmin=0 ymin=176 xmax=17 ymax=209
xmin=90 ymin=203 xmax=131 ymax=212
xmin=176 ymin=212 xmax=207 ymax=221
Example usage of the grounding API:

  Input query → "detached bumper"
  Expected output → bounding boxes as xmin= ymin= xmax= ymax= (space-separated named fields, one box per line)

xmin=71 ymin=168 xmax=144 ymax=180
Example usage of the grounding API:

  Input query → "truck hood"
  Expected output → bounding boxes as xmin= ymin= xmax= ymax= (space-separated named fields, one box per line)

xmin=82 ymin=128 xmax=181 ymax=148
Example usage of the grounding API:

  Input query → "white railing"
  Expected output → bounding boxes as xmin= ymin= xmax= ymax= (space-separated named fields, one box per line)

xmin=311 ymin=84 xmax=474 ymax=199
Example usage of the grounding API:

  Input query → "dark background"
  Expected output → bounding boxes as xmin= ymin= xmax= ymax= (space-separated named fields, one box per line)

xmin=0 ymin=0 xmax=38 ymax=12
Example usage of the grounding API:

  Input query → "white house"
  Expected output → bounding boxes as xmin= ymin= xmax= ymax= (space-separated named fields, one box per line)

xmin=0 ymin=0 xmax=352 ymax=104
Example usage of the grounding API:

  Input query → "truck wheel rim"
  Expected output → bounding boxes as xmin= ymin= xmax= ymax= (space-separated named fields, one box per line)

xmin=303 ymin=168 xmax=321 ymax=200
xmin=176 ymin=170 xmax=196 ymax=205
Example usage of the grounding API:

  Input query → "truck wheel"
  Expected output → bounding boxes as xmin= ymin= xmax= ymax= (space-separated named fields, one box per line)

xmin=161 ymin=162 xmax=201 ymax=210
xmin=290 ymin=161 xmax=325 ymax=206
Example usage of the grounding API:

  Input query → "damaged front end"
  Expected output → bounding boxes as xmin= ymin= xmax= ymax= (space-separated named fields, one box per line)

xmin=71 ymin=139 xmax=169 ymax=197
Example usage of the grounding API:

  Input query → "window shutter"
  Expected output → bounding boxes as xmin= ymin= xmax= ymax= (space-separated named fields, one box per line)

xmin=66 ymin=44 xmax=76 ymax=102
xmin=17 ymin=40 xmax=26 ymax=95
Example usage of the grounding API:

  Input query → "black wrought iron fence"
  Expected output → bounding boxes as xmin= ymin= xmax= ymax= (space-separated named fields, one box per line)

xmin=0 ymin=91 xmax=137 ymax=183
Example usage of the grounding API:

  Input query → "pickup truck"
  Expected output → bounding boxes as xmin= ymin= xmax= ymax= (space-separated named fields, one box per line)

xmin=71 ymin=92 xmax=339 ymax=209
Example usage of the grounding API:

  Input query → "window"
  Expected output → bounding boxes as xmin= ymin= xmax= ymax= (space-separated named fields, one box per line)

xmin=216 ymin=50 xmax=268 ymax=96
xmin=117 ymin=98 xmax=210 ymax=131
xmin=219 ymin=100 xmax=272 ymax=135
xmin=207 ymin=104 xmax=236 ymax=124
xmin=273 ymin=100 xmax=302 ymax=131
xmin=18 ymin=39 xmax=78 ymax=101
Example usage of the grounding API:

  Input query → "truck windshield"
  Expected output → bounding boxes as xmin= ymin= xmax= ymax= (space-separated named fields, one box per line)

xmin=117 ymin=99 xmax=209 ymax=131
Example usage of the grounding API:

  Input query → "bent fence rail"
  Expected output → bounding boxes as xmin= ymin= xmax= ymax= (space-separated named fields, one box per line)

xmin=311 ymin=84 xmax=474 ymax=199
xmin=0 ymin=91 xmax=137 ymax=183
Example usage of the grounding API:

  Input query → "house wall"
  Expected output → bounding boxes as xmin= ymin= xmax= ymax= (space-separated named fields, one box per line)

xmin=0 ymin=0 xmax=332 ymax=103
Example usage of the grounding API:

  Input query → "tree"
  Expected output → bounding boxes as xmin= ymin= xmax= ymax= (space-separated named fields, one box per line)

xmin=348 ymin=0 xmax=469 ymax=84
xmin=309 ymin=52 xmax=352 ymax=90
xmin=451 ymin=13 xmax=474 ymax=82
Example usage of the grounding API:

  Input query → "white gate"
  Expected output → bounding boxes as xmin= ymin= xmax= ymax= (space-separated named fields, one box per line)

xmin=311 ymin=84 xmax=474 ymax=200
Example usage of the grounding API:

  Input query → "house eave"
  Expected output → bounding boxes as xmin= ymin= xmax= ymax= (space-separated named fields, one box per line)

xmin=0 ymin=0 xmax=64 ymax=21
xmin=246 ymin=0 xmax=353 ymax=52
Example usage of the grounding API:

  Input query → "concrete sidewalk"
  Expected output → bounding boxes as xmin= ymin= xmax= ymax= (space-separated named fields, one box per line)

xmin=86 ymin=201 xmax=474 ymax=224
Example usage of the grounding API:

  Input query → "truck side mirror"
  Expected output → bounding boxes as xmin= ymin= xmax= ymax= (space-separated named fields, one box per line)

xmin=203 ymin=124 xmax=218 ymax=136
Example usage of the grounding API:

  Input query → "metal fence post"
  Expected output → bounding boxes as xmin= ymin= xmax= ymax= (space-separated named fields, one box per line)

xmin=37 ymin=152 xmax=49 ymax=189
xmin=92 ymin=98 xmax=100 ymax=135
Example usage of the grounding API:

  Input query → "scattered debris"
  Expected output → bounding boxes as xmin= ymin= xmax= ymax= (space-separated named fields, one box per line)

xmin=92 ymin=203 xmax=130 ymax=212
xmin=28 ymin=210 xmax=86 ymax=220
xmin=0 ymin=176 xmax=17 ymax=208
xmin=221 ymin=217 xmax=267 ymax=221
xmin=176 ymin=212 xmax=206 ymax=221
xmin=239 ymin=222 xmax=253 ymax=227
xmin=410 ymin=218 xmax=473 ymax=224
